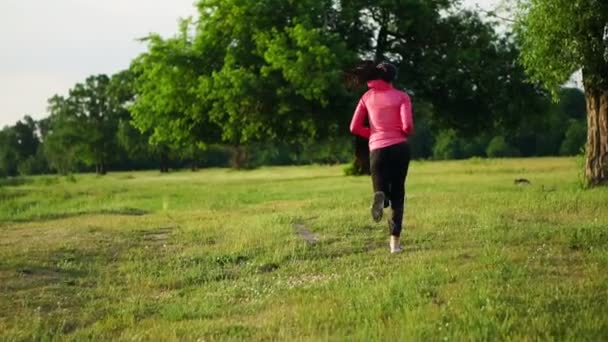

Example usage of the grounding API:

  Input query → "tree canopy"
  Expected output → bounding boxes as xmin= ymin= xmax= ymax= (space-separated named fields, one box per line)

xmin=516 ymin=0 xmax=608 ymax=186
xmin=0 ymin=0 xmax=592 ymax=177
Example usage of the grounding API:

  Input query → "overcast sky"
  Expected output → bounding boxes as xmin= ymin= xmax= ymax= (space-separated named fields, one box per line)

xmin=0 ymin=0 xmax=499 ymax=128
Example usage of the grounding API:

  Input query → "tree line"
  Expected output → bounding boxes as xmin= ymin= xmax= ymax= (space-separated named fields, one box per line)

xmin=0 ymin=0 xmax=592 ymax=178
xmin=0 ymin=85 xmax=586 ymax=177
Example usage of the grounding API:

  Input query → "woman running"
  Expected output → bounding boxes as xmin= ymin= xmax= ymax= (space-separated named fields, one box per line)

xmin=349 ymin=61 xmax=414 ymax=253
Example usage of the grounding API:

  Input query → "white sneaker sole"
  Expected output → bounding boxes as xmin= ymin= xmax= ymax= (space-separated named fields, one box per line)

xmin=371 ymin=192 xmax=385 ymax=222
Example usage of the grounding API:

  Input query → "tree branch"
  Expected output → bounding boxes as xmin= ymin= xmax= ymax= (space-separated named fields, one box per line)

xmin=475 ymin=7 xmax=516 ymax=24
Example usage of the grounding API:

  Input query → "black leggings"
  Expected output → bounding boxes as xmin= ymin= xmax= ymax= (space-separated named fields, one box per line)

xmin=370 ymin=142 xmax=411 ymax=237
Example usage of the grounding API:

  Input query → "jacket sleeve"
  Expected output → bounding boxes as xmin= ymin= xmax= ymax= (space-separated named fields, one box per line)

xmin=350 ymin=98 xmax=371 ymax=138
xmin=400 ymin=94 xmax=414 ymax=136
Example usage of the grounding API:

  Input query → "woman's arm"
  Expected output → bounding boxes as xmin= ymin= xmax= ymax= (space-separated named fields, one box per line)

xmin=400 ymin=94 xmax=414 ymax=136
xmin=350 ymin=98 xmax=371 ymax=138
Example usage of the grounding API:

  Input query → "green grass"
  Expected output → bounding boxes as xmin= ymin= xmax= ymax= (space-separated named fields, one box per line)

xmin=1 ymin=157 xmax=607 ymax=340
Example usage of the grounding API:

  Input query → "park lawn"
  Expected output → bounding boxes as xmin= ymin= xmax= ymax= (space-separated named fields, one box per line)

xmin=1 ymin=157 xmax=607 ymax=340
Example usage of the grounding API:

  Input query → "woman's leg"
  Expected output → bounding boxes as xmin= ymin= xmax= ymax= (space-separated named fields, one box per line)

xmin=369 ymin=148 xmax=390 ymax=221
xmin=388 ymin=142 xmax=411 ymax=237
xmin=370 ymin=148 xmax=389 ymax=194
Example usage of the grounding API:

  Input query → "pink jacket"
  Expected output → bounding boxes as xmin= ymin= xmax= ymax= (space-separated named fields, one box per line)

xmin=349 ymin=80 xmax=414 ymax=151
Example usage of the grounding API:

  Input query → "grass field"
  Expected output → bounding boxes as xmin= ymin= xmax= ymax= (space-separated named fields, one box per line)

xmin=1 ymin=157 xmax=607 ymax=340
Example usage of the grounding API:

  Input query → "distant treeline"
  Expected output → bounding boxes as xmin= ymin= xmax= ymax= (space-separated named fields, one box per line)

xmin=0 ymin=86 xmax=585 ymax=177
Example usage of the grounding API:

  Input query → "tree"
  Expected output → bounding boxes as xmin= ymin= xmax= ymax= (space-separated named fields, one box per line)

xmin=516 ymin=0 xmax=608 ymax=186
xmin=339 ymin=0 xmax=547 ymax=132
xmin=109 ymin=69 xmax=172 ymax=172
xmin=0 ymin=127 xmax=19 ymax=177
xmin=341 ymin=0 xmax=548 ymax=173
xmin=43 ymin=95 xmax=83 ymax=174
xmin=407 ymin=101 xmax=435 ymax=159
xmin=506 ymin=88 xmax=584 ymax=157
xmin=130 ymin=19 xmax=218 ymax=168
xmin=12 ymin=116 xmax=39 ymax=162
xmin=0 ymin=116 xmax=49 ymax=177
xmin=131 ymin=1 xmax=358 ymax=169
xmin=116 ymin=119 xmax=162 ymax=171
xmin=69 ymin=75 xmax=119 ymax=174
xmin=43 ymin=75 xmax=124 ymax=175
xmin=13 ymin=116 xmax=49 ymax=175
xmin=128 ymin=0 xmax=549 ymax=172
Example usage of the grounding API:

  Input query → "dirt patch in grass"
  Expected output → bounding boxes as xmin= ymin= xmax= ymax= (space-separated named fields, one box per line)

xmin=293 ymin=221 xmax=319 ymax=245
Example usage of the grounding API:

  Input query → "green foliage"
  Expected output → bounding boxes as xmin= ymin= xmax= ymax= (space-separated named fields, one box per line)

xmin=1 ymin=1 xmax=593 ymax=176
xmin=127 ymin=0 xmax=546 ymax=165
xmin=131 ymin=1 xmax=356 ymax=152
xmin=558 ymin=88 xmax=587 ymax=119
xmin=0 ymin=116 xmax=48 ymax=177
xmin=297 ymin=138 xmax=352 ymax=165
xmin=130 ymin=20 xmax=217 ymax=150
xmin=12 ymin=116 xmax=39 ymax=161
xmin=560 ymin=120 xmax=587 ymax=156
xmin=576 ymin=146 xmax=588 ymax=189
xmin=0 ymin=127 xmax=19 ymax=177
xmin=509 ymin=88 xmax=586 ymax=157
xmin=17 ymin=151 xmax=48 ymax=176
xmin=486 ymin=136 xmax=520 ymax=158
xmin=432 ymin=129 xmax=465 ymax=160
xmin=198 ymin=145 xmax=233 ymax=168
xmin=462 ymin=135 xmax=491 ymax=158
xmin=116 ymin=119 xmax=151 ymax=162
xmin=407 ymin=101 xmax=434 ymax=159
xmin=516 ymin=0 xmax=608 ymax=96
xmin=42 ymin=97 xmax=82 ymax=175
xmin=369 ymin=4 xmax=547 ymax=132
xmin=343 ymin=159 xmax=368 ymax=176
xmin=516 ymin=0 xmax=608 ymax=186
xmin=43 ymin=75 xmax=126 ymax=174
xmin=258 ymin=23 xmax=351 ymax=105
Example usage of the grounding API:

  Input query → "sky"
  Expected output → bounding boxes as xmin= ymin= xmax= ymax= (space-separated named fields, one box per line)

xmin=0 ymin=0 xmax=500 ymax=128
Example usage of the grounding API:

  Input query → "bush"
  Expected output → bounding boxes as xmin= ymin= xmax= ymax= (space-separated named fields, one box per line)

xmin=560 ymin=119 xmax=586 ymax=156
xmin=298 ymin=138 xmax=353 ymax=165
xmin=17 ymin=150 xmax=50 ymax=176
xmin=432 ymin=129 xmax=465 ymax=160
xmin=343 ymin=160 xmax=367 ymax=176
xmin=462 ymin=135 xmax=490 ymax=158
xmin=199 ymin=145 xmax=233 ymax=168
xmin=486 ymin=136 xmax=520 ymax=158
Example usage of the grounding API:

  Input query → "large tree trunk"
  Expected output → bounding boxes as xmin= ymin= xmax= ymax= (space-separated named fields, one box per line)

xmin=375 ymin=25 xmax=387 ymax=62
xmin=231 ymin=146 xmax=248 ymax=169
xmin=159 ymin=151 xmax=169 ymax=173
xmin=585 ymin=88 xmax=608 ymax=186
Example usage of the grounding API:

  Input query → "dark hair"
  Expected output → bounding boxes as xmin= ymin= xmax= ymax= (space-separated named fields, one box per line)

xmin=344 ymin=60 xmax=398 ymax=88
xmin=376 ymin=62 xmax=397 ymax=82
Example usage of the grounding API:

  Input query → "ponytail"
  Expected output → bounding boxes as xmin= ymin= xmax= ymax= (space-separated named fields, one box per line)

xmin=344 ymin=60 xmax=398 ymax=88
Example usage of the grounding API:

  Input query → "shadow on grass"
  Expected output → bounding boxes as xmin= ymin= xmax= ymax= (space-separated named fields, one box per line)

xmin=13 ymin=266 xmax=82 ymax=290
xmin=0 ymin=189 xmax=29 ymax=201
xmin=0 ymin=177 xmax=31 ymax=187
xmin=8 ymin=247 xmax=108 ymax=292
xmin=6 ymin=207 xmax=151 ymax=223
